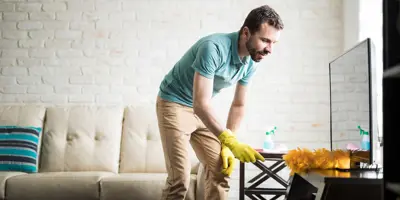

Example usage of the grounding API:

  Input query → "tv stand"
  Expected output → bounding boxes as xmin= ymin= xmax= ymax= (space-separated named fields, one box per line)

xmin=336 ymin=164 xmax=382 ymax=172
xmin=288 ymin=169 xmax=383 ymax=200
xmin=336 ymin=167 xmax=381 ymax=172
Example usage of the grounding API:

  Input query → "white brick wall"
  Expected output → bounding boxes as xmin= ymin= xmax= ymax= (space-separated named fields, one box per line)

xmin=0 ymin=0 xmax=343 ymax=199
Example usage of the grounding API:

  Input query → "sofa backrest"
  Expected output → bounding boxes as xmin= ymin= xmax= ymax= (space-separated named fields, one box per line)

xmin=119 ymin=105 xmax=200 ymax=174
xmin=0 ymin=105 xmax=46 ymax=127
xmin=39 ymin=105 xmax=124 ymax=173
xmin=0 ymin=104 xmax=200 ymax=174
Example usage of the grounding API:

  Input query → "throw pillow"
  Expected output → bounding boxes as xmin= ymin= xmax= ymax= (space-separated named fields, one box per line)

xmin=0 ymin=126 xmax=42 ymax=173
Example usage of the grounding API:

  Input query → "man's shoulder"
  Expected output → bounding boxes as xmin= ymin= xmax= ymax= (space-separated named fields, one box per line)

xmin=197 ymin=32 xmax=234 ymax=49
xmin=194 ymin=32 xmax=236 ymax=57
xmin=200 ymin=32 xmax=232 ymax=42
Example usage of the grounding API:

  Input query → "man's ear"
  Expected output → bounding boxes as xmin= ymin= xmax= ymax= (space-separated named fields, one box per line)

xmin=243 ymin=26 xmax=251 ymax=39
xmin=243 ymin=27 xmax=251 ymax=39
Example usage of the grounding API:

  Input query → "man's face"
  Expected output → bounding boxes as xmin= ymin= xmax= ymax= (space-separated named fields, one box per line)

xmin=245 ymin=23 xmax=281 ymax=62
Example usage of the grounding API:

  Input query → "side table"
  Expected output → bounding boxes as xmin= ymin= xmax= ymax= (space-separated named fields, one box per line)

xmin=239 ymin=150 xmax=288 ymax=200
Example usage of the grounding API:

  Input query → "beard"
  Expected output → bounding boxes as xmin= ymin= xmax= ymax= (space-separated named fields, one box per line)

xmin=245 ymin=37 xmax=270 ymax=62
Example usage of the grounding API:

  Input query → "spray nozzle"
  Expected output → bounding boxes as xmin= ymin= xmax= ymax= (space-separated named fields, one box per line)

xmin=266 ymin=126 xmax=277 ymax=135
xmin=357 ymin=125 xmax=369 ymax=135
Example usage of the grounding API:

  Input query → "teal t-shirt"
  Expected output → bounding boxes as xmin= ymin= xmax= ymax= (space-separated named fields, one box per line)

xmin=158 ymin=31 xmax=257 ymax=107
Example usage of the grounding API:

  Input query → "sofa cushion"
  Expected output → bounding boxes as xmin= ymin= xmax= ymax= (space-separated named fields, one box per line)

xmin=100 ymin=173 xmax=196 ymax=200
xmin=0 ymin=126 xmax=42 ymax=173
xmin=0 ymin=105 xmax=46 ymax=168
xmin=39 ymin=106 xmax=124 ymax=173
xmin=119 ymin=106 xmax=200 ymax=173
xmin=0 ymin=172 xmax=26 ymax=200
xmin=6 ymin=171 xmax=114 ymax=200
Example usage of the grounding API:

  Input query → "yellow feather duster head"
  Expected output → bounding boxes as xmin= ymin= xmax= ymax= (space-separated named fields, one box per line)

xmin=283 ymin=148 xmax=352 ymax=174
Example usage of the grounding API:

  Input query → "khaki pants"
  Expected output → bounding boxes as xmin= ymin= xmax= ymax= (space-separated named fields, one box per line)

xmin=156 ymin=96 xmax=230 ymax=200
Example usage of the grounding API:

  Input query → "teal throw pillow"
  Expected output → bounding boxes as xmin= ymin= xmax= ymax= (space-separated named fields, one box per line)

xmin=0 ymin=126 xmax=42 ymax=173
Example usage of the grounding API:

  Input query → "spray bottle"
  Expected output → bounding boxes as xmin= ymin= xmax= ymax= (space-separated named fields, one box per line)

xmin=358 ymin=125 xmax=370 ymax=151
xmin=263 ymin=126 xmax=276 ymax=151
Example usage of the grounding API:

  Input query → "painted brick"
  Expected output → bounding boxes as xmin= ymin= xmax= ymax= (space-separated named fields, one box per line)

xmin=56 ymin=49 xmax=83 ymax=58
xmin=29 ymin=12 xmax=56 ymax=20
xmin=82 ymin=11 xmax=108 ymax=21
xmin=95 ymin=75 xmax=123 ymax=85
xmin=95 ymin=94 xmax=122 ymax=104
xmin=3 ymin=12 xmax=28 ymax=21
xmin=0 ymin=95 xmax=17 ymax=103
xmin=0 ymin=3 xmax=15 ymax=12
xmin=0 ymin=76 xmax=16 ymax=85
xmin=69 ymin=75 xmax=94 ymax=85
xmin=18 ymin=40 xmax=44 ymax=48
xmin=82 ymin=86 xmax=109 ymax=94
xmin=95 ymin=1 xmax=121 ymax=12
xmin=54 ymin=85 xmax=82 ymax=94
xmin=28 ymin=30 xmax=54 ymax=39
xmin=42 ymin=75 xmax=69 ymax=85
xmin=81 ymin=67 xmax=109 ymax=75
xmin=45 ymin=40 xmax=71 ymax=48
xmin=43 ymin=21 xmax=69 ymax=30
xmin=42 ymin=2 xmax=67 ymax=12
xmin=14 ymin=95 xmax=41 ymax=103
xmin=16 ymin=76 xmax=42 ymax=85
xmin=0 ymin=40 xmax=18 ymax=48
xmin=3 ymin=86 xmax=27 ymax=94
xmin=17 ymin=21 xmax=43 ymax=30
xmin=68 ymin=95 xmax=94 ymax=103
xmin=0 ymin=58 xmax=16 ymax=66
xmin=27 ymin=85 xmax=54 ymax=94
xmin=1 ymin=67 xmax=27 ymax=75
xmin=29 ymin=49 xmax=55 ymax=58
xmin=55 ymin=30 xmax=81 ymax=39
xmin=67 ymin=1 xmax=95 ymax=12
xmin=0 ymin=22 xmax=17 ymax=30
xmin=41 ymin=94 xmax=68 ymax=103
xmin=95 ymin=20 xmax=122 ymax=30
xmin=17 ymin=58 xmax=42 ymax=66
xmin=56 ymin=12 xmax=82 ymax=21
xmin=70 ymin=21 xmax=95 ymax=31
xmin=16 ymin=3 xmax=42 ymax=12
xmin=1 ymin=49 xmax=29 ymax=57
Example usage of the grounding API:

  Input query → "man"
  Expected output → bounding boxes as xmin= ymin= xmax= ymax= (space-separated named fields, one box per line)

xmin=156 ymin=5 xmax=284 ymax=200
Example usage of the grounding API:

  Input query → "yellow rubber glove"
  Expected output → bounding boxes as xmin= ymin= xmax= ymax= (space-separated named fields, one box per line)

xmin=221 ymin=144 xmax=235 ymax=176
xmin=218 ymin=129 xmax=265 ymax=163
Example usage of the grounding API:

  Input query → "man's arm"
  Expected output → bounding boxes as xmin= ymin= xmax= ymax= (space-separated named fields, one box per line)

xmin=226 ymin=83 xmax=248 ymax=133
xmin=192 ymin=71 xmax=225 ymax=137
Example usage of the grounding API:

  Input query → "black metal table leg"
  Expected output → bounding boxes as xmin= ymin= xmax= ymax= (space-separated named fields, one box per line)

xmin=239 ymin=152 xmax=288 ymax=200
xmin=240 ymin=162 xmax=245 ymax=200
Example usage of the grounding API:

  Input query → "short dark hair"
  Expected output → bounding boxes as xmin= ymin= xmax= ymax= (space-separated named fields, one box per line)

xmin=240 ymin=5 xmax=284 ymax=34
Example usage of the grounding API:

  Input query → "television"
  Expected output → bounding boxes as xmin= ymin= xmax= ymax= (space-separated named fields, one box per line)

xmin=329 ymin=38 xmax=380 ymax=168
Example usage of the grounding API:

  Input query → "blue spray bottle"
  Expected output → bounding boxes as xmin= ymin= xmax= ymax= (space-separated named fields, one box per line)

xmin=263 ymin=126 xmax=276 ymax=151
xmin=358 ymin=125 xmax=370 ymax=150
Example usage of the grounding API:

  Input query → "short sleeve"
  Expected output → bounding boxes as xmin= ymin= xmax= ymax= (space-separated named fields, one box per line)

xmin=239 ymin=64 xmax=257 ymax=86
xmin=192 ymin=41 xmax=221 ymax=79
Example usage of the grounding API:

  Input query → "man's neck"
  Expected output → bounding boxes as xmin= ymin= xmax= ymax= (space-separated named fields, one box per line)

xmin=237 ymin=35 xmax=249 ymax=60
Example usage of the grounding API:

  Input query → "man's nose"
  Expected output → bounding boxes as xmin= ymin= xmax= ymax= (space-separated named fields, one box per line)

xmin=265 ymin=44 xmax=272 ymax=54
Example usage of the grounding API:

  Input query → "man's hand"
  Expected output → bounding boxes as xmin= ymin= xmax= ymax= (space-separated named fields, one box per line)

xmin=221 ymin=144 xmax=235 ymax=176
xmin=218 ymin=129 xmax=265 ymax=163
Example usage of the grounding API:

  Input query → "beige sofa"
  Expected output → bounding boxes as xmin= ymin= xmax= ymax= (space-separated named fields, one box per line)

xmin=0 ymin=105 xmax=205 ymax=200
